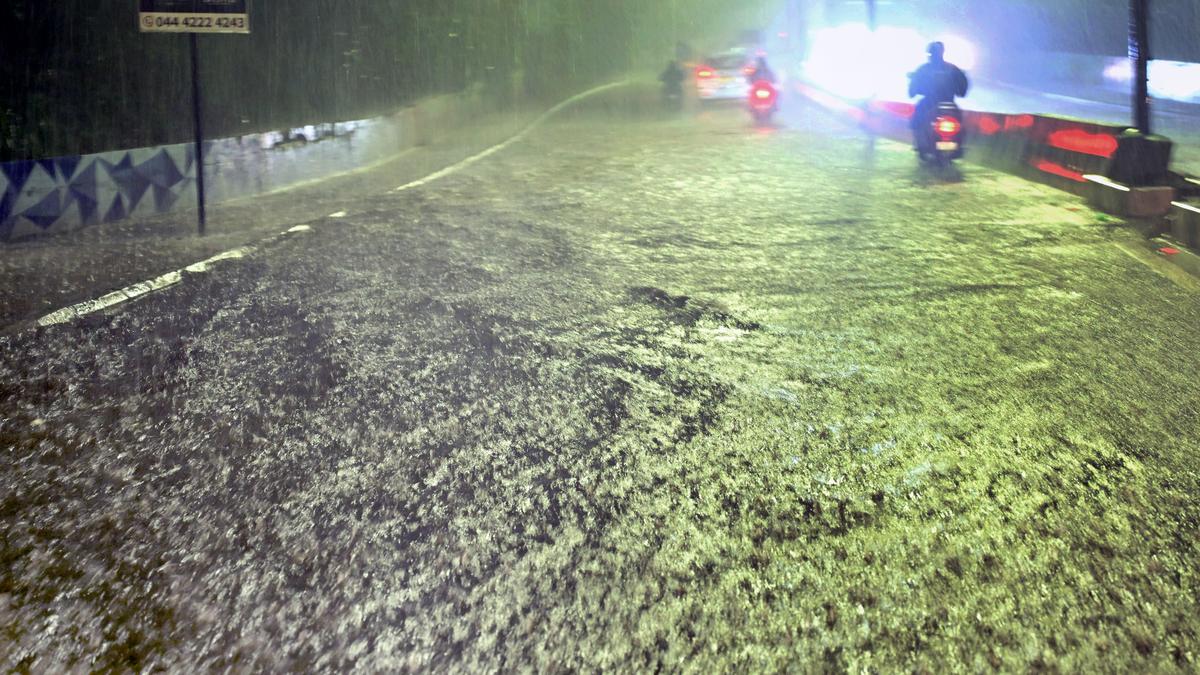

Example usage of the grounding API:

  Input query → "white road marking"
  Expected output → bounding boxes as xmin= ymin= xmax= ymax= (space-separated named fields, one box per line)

xmin=393 ymin=80 xmax=629 ymax=192
xmin=38 ymin=272 xmax=181 ymax=327
xmin=227 ymin=148 xmax=419 ymax=203
xmin=30 ymin=82 xmax=630 ymax=329
xmin=183 ymin=246 xmax=255 ymax=274
xmin=36 ymin=247 xmax=256 ymax=327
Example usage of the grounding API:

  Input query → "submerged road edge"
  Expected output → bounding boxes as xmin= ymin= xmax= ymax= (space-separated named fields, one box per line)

xmin=16 ymin=80 xmax=632 ymax=334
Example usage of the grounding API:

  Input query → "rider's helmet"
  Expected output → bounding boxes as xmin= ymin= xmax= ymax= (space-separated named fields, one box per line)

xmin=927 ymin=41 xmax=946 ymax=62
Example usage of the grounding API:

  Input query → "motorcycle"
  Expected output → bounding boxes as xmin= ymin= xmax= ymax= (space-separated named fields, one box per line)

xmin=918 ymin=102 xmax=965 ymax=167
xmin=659 ymin=62 xmax=686 ymax=112
xmin=748 ymin=80 xmax=778 ymax=125
xmin=661 ymin=84 xmax=683 ymax=111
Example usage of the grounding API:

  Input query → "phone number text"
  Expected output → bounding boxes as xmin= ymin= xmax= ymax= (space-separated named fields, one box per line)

xmin=140 ymin=13 xmax=249 ymax=33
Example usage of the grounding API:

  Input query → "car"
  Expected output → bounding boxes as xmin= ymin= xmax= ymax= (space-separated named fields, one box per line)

xmin=694 ymin=51 xmax=755 ymax=102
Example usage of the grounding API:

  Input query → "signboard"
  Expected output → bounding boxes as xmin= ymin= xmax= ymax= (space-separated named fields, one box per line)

xmin=139 ymin=0 xmax=249 ymax=34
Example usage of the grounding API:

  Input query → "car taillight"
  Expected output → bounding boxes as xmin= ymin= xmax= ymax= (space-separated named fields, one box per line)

xmin=754 ymin=88 xmax=772 ymax=100
xmin=696 ymin=67 xmax=714 ymax=79
xmin=935 ymin=116 xmax=962 ymax=140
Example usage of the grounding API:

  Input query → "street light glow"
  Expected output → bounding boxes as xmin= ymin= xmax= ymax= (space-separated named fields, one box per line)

xmin=803 ymin=24 xmax=930 ymax=100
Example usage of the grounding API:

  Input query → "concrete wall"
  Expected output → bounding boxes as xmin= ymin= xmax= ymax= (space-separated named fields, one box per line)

xmin=0 ymin=90 xmax=493 ymax=243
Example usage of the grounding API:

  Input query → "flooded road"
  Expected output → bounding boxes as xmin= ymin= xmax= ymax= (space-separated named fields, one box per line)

xmin=3 ymin=93 xmax=1199 ymax=671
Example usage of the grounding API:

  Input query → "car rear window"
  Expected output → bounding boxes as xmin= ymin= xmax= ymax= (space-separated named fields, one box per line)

xmin=707 ymin=55 xmax=746 ymax=70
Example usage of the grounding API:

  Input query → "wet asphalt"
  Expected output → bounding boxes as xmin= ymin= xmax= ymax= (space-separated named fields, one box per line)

xmin=2 ymin=93 xmax=1199 ymax=671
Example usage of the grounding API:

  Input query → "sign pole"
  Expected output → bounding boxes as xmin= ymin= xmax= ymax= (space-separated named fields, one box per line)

xmin=1129 ymin=0 xmax=1151 ymax=134
xmin=141 ymin=0 xmax=249 ymax=236
xmin=189 ymin=33 xmax=207 ymax=235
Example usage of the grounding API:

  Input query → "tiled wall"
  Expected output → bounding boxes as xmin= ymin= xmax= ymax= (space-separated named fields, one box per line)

xmin=1 ymin=145 xmax=198 ymax=241
xmin=0 ymin=94 xmax=470 ymax=242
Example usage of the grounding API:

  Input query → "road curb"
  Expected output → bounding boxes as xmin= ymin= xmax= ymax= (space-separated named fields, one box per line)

xmin=1170 ymin=201 xmax=1200 ymax=249
xmin=1083 ymin=175 xmax=1176 ymax=218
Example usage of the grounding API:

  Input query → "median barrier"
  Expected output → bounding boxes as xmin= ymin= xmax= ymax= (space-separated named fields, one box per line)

xmin=1024 ymin=120 xmax=1176 ymax=215
xmin=957 ymin=112 xmax=1173 ymax=205
xmin=863 ymin=100 xmax=912 ymax=140
xmin=1018 ymin=116 xmax=1125 ymax=192
xmin=1108 ymin=131 xmax=1175 ymax=186
xmin=801 ymin=82 xmax=1179 ymax=215
xmin=796 ymin=82 xmax=1197 ymax=255
xmin=858 ymin=101 xmax=1037 ymax=177
xmin=962 ymin=111 xmax=1034 ymax=174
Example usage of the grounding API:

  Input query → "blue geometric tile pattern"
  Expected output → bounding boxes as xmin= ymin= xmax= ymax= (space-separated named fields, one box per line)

xmin=0 ymin=107 xmax=405 ymax=242
xmin=0 ymin=143 xmax=196 ymax=242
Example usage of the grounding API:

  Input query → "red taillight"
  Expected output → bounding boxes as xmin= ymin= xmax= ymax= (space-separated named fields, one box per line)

xmin=750 ymin=81 xmax=777 ymax=107
xmin=696 ymin=66 xmax=714 ymax=79
xmin=935 ymin=116 xmax=961 ymax=140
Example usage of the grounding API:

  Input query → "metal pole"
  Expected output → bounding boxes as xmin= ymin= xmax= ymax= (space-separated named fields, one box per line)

xmin=1129 ymin=0 xmax=1151 ymax=134
xmin=861 ymin=0 xmax=880 ymax=131
xmin=189 ymin=33 xmax=207 ymax=235
xmin=670 ymin=0 xmax=677 ymax=50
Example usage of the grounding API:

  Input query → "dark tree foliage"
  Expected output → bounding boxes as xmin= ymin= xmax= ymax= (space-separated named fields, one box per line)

xmin=3 ymin=0 xmax=1198 ymax=161
xmin=0 ymin=0 xmax=651 ymax=161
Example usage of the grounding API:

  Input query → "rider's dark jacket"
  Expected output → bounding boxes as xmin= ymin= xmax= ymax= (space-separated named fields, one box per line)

xmin=909 ymin=58 xmax=969 ymax=127
xmin=660 ymin=63 xmax=685 ymax=98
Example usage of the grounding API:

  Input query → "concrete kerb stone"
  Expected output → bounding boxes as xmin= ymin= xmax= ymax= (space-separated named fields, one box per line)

xmin=1170 ymin=201 xmax=1200 ymax=248
xmin=1127 ymin=186 xmax=1176 ymax=218
xmin=1083 ymin=174 xmax=1176 ymax=219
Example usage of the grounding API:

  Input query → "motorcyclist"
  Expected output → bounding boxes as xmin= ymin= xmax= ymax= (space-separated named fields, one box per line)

xmin=908 ymin=42 xmax=969 ymax=154
xmin=746 ymin=56 xmax=776 ymax=85
xmin=659 ymin=60 xmax=685 ymax=104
